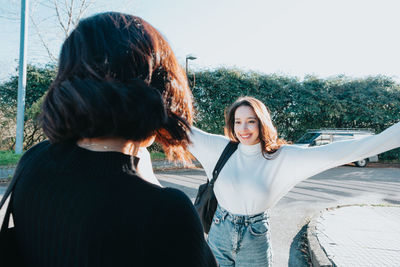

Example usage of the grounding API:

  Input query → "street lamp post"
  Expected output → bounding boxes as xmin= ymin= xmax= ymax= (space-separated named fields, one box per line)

xmin=15 ymin=0 xmax=29 ymax=154
xmin=185 ymin=54 xmax=197 ymax=87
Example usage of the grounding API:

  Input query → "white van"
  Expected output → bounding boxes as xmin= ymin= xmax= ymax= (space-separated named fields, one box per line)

xmin=294 ymin=129 xmax=379 ymax=167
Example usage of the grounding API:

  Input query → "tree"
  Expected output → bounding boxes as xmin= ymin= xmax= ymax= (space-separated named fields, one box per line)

xmin=0 ymin=64 xmax=56 ymax=150
xmin=0 ymin=64 xmax=56 ymax=108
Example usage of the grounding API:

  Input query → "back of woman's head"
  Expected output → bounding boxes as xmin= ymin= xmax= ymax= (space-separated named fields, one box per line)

xmin=42 ymin=78 xmax=167 ymax=143
xmin=42 ymin=12 xmax=193 ymax=162
xmin=224 ymin=96 xmax=286 ymax=156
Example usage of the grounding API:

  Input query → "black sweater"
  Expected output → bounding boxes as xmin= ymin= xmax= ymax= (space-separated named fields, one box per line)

xmin=11 ymin=141 xmax=217 ymax=267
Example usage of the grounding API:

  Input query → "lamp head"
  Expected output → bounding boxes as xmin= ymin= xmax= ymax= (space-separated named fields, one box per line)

xmin=186 ymin=54 xmax=197 ymax=60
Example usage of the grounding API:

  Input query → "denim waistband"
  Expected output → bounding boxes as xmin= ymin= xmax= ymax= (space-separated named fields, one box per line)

xmin=215 ymin=205 xmax=268 ymax=224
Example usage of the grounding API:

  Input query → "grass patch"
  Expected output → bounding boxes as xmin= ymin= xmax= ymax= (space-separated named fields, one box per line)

xmin=150 ymin=151 xmax=166 ymax=160
xmin=1 ymin=150 xmax=165 ymax=165
xmin=0 ymin=151 xmax=23 ymax=166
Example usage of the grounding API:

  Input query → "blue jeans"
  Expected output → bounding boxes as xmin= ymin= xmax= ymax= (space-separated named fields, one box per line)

xmin=207 ymin=205 xmax=272 ymax=267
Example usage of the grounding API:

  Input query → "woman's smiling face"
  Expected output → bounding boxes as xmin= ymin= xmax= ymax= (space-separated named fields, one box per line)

xmin=234 ymin=105 xmax=260 ymax=145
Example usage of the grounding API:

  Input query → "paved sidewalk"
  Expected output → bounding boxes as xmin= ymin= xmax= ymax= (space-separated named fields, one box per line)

xmin=308 ymin=205 xmax=400 ymax=267
xmin=0 ymin=166 xmax=15 ymax=180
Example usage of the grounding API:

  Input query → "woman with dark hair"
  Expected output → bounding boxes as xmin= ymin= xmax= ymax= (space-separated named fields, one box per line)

xmin=6 ymin=12 xmax=217 ymax=267
xmin=189 ymin=96 xmax=400 ymax=267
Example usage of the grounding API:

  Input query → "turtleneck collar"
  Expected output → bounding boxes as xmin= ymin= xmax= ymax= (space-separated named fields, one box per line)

xmin=238 ymin=141 xmax=284 ymax=159
xmin=49 ymin=141 xmax=139 ymax=177
xmin=238 ymin=142 xmax=262 ymax=155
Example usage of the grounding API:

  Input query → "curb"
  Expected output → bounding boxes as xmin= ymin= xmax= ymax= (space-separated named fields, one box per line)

xmin=0 ymin=161 xmax=202 ymax=183
xmin=151 ymin=160 xmax=201 ymax=171
xmin=307 ymin=210 xmax=334 ymax=267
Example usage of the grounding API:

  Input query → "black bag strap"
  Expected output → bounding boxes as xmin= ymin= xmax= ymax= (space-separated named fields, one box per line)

xmin=0 ymin=172 xmax=19 ymax=231
xmin=0 ymin=141 xmax=49 ymax=230
xmin=0 ymin=156 xmax=28 ymax=229
xmin=0 ymin=195 xmax=13 ymax=232
xmin=0 ymin=141 xmax=48 ymax=210
xmin=0 ymin=175 xmax=19 ymax=210
xmin=210 ymin=141 xmax=238 ymax=186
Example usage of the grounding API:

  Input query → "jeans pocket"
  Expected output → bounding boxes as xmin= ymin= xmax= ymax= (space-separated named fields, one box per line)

xmin=249 ymin=219 xmax=268 ymax=236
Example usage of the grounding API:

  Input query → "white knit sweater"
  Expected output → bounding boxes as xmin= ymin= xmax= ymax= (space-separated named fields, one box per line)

xmin=189 ymin=123 xmax=400 ymax=215
xmin=136 ymin=147 xmax=161 ymax=186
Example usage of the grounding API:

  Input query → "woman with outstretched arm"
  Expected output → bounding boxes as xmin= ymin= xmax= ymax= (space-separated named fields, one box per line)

xmin=189 ymin=96 xmax=400 ymax=267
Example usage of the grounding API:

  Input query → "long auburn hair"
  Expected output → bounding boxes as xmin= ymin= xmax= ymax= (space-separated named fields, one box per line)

xmin=224 ymin=96 xmax=286 ymax=157
xmin=42 ymin=12 xmax=193 ymax=163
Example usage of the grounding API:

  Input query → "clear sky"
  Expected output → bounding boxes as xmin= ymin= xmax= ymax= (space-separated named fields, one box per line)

xmin=1 ymin=0 xmax=400 ymax=82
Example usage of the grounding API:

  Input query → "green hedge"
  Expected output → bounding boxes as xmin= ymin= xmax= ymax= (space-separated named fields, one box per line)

xmin=192 ymin=68 xmax=400 ymax=160
xmin=1 ymin=65 xmax=399 ymax=160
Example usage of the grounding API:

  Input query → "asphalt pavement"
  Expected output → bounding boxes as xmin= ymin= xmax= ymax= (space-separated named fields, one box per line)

xmin=155 ymin=164 xmax=400 ymax=267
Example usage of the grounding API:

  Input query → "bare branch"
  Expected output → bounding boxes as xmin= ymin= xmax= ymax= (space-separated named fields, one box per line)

xmin=29 ymin=14 xmax=58 ymax=62
xmin=73 ymin=0 xmax=94 ymax=27
xmin=53 ymin=0 xmax=68 ymax=37
xmin=64 ymin=0 xmax=73 ymax=34
xmin=1 ymin=0 xmax=99 ymax=64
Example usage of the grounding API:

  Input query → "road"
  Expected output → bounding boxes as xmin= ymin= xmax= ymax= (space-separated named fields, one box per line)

xmin=1 ymin=165 xmax=398 ymax=266
xmin=156 ymin=166 xmax=400 ymax=267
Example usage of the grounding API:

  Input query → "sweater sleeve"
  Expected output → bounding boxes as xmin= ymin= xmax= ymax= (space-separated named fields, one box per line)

xmin=136 ymin=147 xmax=162 ymax=186
xmin=188 ymin=127 xmax=230 ymax=179
xmin=153 ymin=188 xmax=218 ymax=267
xmin=280 ymin=121 xmax=400 ymax=187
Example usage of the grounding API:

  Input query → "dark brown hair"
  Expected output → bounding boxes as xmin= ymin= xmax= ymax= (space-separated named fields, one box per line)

xmin=41 ymin=12 xmax=193 ymax=162
xmin=224 ymin=96 xmax=286 ymax=156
